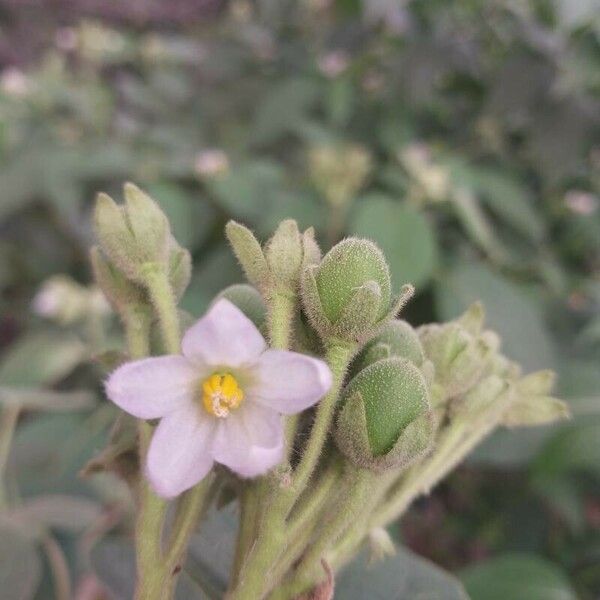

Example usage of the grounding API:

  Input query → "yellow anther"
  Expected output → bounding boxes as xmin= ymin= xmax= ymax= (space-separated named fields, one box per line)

xmin=201 ymin=372 xmax=244 ymax=418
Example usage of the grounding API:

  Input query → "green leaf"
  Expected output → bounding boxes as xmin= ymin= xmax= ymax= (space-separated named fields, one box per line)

xmin=0 ymin=388 xmax=95 ymax=412
xmin=336 ymin=546 xmax=469 ymax=599
xmin=208 ymin=161 xmax=287 ymax=222
xmin=435 ymin=263 xmax=556 ymax=372
xmin=461 ymin=553 xmax=577 ymax=600
xmin=0 ymin=332 xmax=87 ymax=387
xmin=92 ymin=536 xmax=208 ymax=599
xmin=7 ymin=495 xmax=102 ymax=535
xmin=533 ymin=421 xmax=600 ymax=478
xmin=349 ymin=195 xmax=438 ymax=289
xmin=0 ymin=524 xmax=42 ymax=600
xmin=185 ymin=506 xmax=237 ymax=597
xmin=252 ymin=78 xmax=319 ymax=145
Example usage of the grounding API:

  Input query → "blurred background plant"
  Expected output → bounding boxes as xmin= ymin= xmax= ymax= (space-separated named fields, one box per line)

xmin=0 ymin=0 xmax=598 ymax=598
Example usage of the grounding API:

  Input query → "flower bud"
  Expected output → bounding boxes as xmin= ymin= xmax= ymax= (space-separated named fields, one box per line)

xmin=353 ymin=319 xmax=425 ymax=373
xmin=91 ymin=240 xmax=191 ymax=316
xmin=93 ymin=183 xmax=171 ymax=283
xmin=419 ymin=305 xmax=498 ymax=400
xmin=265 ymin=219 xmax=303 ymax=289
xmin=216 ymin=284 xmax=267 ymax=331
xmin=226 ymin=220 xmax=323 ymax=297
xmin=90 ymin=246 xmax=145 ymax=314
xmin=502 ymin=370 xmax=569 ymax=427
xmin=335 ymin=357 xmax=433 ymax=471
xmin=301 ymin=237 xmax=413 ymax=343
xmin=308 ymin=143 xmax=372 ymax=208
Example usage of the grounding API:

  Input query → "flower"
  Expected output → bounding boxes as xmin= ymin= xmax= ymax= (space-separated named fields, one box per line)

xmin=105 ymin=299 xmax=332 ymax=498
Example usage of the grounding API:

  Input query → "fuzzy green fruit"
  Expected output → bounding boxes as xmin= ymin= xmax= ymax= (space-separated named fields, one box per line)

xmin=315 ymin=238 xmax=391 ymax=323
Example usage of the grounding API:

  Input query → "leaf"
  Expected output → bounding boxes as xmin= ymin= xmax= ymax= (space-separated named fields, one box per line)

xmin=7 ymin=495 xmax=102 ymax=535
xmin=92 ymin=536 xmax=214 ymax=599
xmin=532 ymin=421 xmax=600 ymax=478
xmin=435 ymin=262 xmax=556 ymax=372
xmin=0 ymin=524 xmax=42 ymax=600
xmin=336 ymin=546 xmax=469 ymax=599
xmin=461 ymin=553 xmax=577 ymax=600
xmin=349 ymin=195 xmax=438 ymax=289
xmin=208 ymin=161 xmax=288 ymax=222
xmin=0 ymin=332 xmax=87 ymax=387
xmin=252 ymin=78 xmax=319 ymax=145
xmin=0 ymin=388 xmax=95 ymax=412
xmin=185 ymin=506 xmax=237 ymax=597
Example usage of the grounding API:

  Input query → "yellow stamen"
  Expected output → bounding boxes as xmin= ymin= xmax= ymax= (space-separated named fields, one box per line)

xmin=201 ymin=372 xmax=244 ymax=418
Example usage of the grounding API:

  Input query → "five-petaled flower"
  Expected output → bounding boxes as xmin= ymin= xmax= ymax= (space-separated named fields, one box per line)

xmin=106 ymin=299 xmax=332 ymax=498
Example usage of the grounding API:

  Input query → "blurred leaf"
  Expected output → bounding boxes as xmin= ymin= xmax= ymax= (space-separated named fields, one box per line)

xmin=252 ymin=78 xmax=319 ymax=144
xmin=185 ymin=506 xmax=237 ymax=597
xmin=336 ymin=546 xmax=469 ymax=599
xmin=461 ymin=553 xmax=577 ymax=600
xmin=208 ymin=161 xmax=287 ymax=222
xmin=0 ymin=332 xmax=87 ymax=387
xmin=0 ymin=388 xmax=95 ymax=412
xmin=533 ymin=420 xmax=600 ymax=478
xmin=435 ymin=262 xmax=556 ymax=371
xmin=7 ymin=495 xmax=102 ymax=535
xmin=350 ymin=195 xmax=438 ymax=289
xmin=0 ymin=524 xmax=42 ymax=600
xmin=12 ymin=413 xmax=108 ymax=497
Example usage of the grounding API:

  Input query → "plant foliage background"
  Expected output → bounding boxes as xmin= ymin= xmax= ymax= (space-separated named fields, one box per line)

xmin=0 ymin=0 xmax=598 ymax=598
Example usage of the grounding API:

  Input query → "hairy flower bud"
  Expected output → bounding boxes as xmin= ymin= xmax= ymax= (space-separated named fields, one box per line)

xmin=93 ymin=183 xmax=171 ymax=283
xmin=419 ymin=304 xmax=498 ymax=401
xmin=502 ymin=370 xmax=569 ymax=427
xmin=225 ymin=220 xmax=320 ymax=297
xmin=353 ymin=319 xmax=425 ymax=373
xmin=335 ymin=357 xmax=433 ymax=471
xmin=301 ymin=238 xmax=413 ymax=344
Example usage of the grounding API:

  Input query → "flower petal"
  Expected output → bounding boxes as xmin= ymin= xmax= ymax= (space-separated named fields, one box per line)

xmin=146 ymin=404 xmax=215 ymax=498
xmin=211 ymin=403 xmax=284 ymax=477
xmin=249 ymin=350 xmax=332 ymax=415
xmin=182 ymin=298 xmax=267 ymax=367
xmin=105 ymin=356 xmax=199 ymax=419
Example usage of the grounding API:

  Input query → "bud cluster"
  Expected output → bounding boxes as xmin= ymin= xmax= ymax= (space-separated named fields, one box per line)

xmin=87 ymin=185 xmax=569 ymax=600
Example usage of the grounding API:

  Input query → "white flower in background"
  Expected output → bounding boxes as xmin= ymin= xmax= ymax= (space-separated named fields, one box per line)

xmin=0 ymin=67 xmax=30 ymax=97
xmin=32 ymin=275 xmax=110 ymax=324
xmin=194 ymin=149 xmax=230 ymax=178
xmin=106 ymin=299 xmax=332 ymax=498
xmin=317 ymin=50 xmax=349 ymax=78
xmin=565 ymin=190 xmax=598 ymax=216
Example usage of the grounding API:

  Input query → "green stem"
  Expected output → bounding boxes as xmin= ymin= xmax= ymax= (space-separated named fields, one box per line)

xmin=288 ymin=341 xmax=355 ymax=503
xmin=280 ymin=467 xmax=373 ymax=597
xmin=142 ymin=265 xmax=181 ymax=354
xmin=227 ymin=342 xmax=355 ymax=600
xmin=123 ymin=305 xmax=152 ymax=359
xmin=268 ymin=291 xmax=295 ymax=351
xmin=0 ymin=405 xmax=20 ymax=509
xmin=135 ymin=422 xmax=169 ymax=600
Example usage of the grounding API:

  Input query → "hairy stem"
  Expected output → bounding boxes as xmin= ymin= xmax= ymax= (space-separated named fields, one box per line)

xmin=0 ymin=405 xmax=20 ymax=509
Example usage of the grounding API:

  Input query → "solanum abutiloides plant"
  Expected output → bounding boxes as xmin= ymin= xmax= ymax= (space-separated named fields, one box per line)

xmin=88 ymin=183 xmax=569 ymax=600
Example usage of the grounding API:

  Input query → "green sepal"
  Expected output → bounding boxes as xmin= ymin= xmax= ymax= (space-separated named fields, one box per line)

xmin=225 ymin=220 xmax=270 ymax=290
xmin=265 ymin=219 xmax=303 ymax=289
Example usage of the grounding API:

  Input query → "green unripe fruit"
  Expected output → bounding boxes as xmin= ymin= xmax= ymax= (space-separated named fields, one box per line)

xmin=354 ymin=319 xmax=425 ymax=373
xmin=315 ymin=238 xmax=391 ymax=323
xmin=347 ymin=358 xmax=429 ymax=455
xmin=216 ymin=284 xmax=267 ymax=331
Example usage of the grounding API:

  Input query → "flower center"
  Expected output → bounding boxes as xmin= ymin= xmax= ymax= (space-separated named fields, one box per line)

xmin=201 ymin=373 xmax=244 ymax=418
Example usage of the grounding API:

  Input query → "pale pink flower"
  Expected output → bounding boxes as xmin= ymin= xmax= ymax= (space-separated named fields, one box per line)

xmin=565 ymin=190 xmax=598 ymax=216
xmin=106 ymin=299 xmax=332 ymax=498
xmin=193 ymin=149 xmax=230 ymax=178
xmin=317 ymin=50 xmax=349 ymax=78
